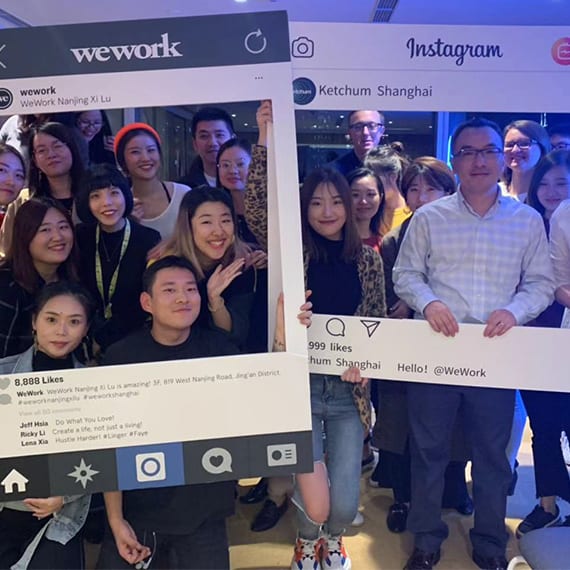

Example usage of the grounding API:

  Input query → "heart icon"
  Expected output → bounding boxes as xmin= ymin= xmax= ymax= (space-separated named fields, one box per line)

xmin=0 ymin=377 xmax=10 ymax=390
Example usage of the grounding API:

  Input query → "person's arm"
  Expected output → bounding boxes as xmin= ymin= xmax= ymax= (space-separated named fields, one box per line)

xmin=103 ymin=491 xmax=150 ymax=565
xmin=206 ymin=258 xmax=247 ymax=333
xmin=393 ymin=212 xmax=458 ymax=336
xmin=502 ymin=212 xmax=555 ymax=325
xmin=359 ymin=246 xmax=387 ymax=318
xmin=243 ymin=101 xmax=271 ymax=249
xmin=272 ymin=291 xmax=312 ymax=352
xmin=550 ymin=202 xmax=570 ymax=308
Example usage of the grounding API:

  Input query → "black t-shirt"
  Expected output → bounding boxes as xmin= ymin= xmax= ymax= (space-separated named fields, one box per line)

xmin=102 ymin=326 xmax=240 ymax=534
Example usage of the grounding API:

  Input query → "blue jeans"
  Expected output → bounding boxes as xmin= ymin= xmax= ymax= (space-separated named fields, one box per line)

xmin=293 ymin=374 xmax=363 ymax=539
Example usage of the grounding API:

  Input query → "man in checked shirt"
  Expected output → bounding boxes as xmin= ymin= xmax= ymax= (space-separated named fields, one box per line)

xmin=393 ymin=117 xmax=554 ymax=570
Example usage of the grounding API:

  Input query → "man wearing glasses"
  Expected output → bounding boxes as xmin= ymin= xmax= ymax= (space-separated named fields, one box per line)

xmin=330 ymin=110 xmax=385 ymax=177
xmin=549 ymin=123 xmax=570 ymax=151
xmin=394 ymin=118 xmax=554 ymax=570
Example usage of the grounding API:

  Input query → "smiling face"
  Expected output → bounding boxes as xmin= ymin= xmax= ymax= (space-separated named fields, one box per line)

xmin=89 ymin=186 xmax=126 ymax=231
xmin=76 ymin=110 xmax=103 ymax=142
xmin=193 ymin=120 xmax=233 ymax=171
xmin=0 ymin=151 xmax=25 ymax=207
xmin=29 ymin=207 xmax=74 ymax=271
xmin=140 ymin=267 xmax=201 ymax=336
xmin=218 ymin=146 xmax=251 ymax=192
xmin=32 ymin=132 xmax=73 ymax=179
xmin=348 ymin=110 xmax=385 ymax=160
xmin=350 ymin=175 xmax=382 ymax=223
xmin=405 ymin=174 xmax=447 ymax=212
xmin=536 ymin=165 xmax=570 ymax=218
xmin=504 ymin=127 xmax=542 ymax=174
xmin=308 ymin=182 xmax=347 ymax=241
xmin=190 ymin=201 xmax=235 ymax=263
xmin=123 ymin=133 xmax=161 ymax=181
xmin=451 ymin=126 xmax=505 ymax=195
xmin=33 ymin=294 xmax=89 ymax=359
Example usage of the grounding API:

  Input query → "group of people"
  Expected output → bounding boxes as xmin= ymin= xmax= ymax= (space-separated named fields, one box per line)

xmin=0 ymin=101 xmax=569 ymax=570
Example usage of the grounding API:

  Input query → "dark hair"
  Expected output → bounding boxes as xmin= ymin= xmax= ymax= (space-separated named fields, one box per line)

xmin=215 ymin=138 xmax=252 ymax=188
xmin=191 ymin=107 xmax=235 ymax=139
xmin=33 ymin=280 xmax=95 ymax=323
xmin=160 ymin=185 xmax=251 ymax=279
xmin=300 ymin=166 xmax=361 ymax=263
xmin=503 ymin=120 xmax=551 ymax=186
xmin=115 ymin=126 xmax=161 ymax=173
xmin=364 ymin=142 xmax=409 ymax=189
xmin=76 ymin=164 xmax=134 ymax=224
xmin=401 ymin=156 xmax=457 ymax=201
xmin=527 ymin=150 xmax=570 ymax=219
xmin=142 ymin=255 xmax=198 ymax=294
xmin=74 ymin=109 xmax=115 ymax=166
xmin=28 ymin=122 xmax=85 ymax=198
xmin=347 ymin=167 xmax=385 ymax=235
xmin=0 ymin=142 xmax=26 ymax=173
xmin=450 ymin=117 xmax=503 ymax=155
xmin=548 ymin=123 xmax=570 ymax=139
xmin=347 ymin=110 xmax=385 ymax=126
xmin=5 ymin=197 xmax=79 ymax=293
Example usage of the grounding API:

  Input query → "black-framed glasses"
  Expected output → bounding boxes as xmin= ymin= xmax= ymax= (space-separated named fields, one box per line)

xmin=134 ymin=530 xmax=156 ymax=570
xmin=504 ymin=139 xmax=537 ymax=151
xmin=348 ymin=121 xmax=384 ymax=134
xmin=77 ymin=119 xmax=103 ymax=130
xmin=453 ymin=147 xmax=503 ymax=160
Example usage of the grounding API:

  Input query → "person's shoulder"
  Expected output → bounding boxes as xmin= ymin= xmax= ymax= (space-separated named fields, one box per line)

xmin=171 ymin=182 xmax=191 ymax=196
xmin=130 ymin=221 xmax=161 ymax=245
xmin=551 ymin=199 xmax=570 ymax=223
xmin=194 ymin=327 xmax=241 ymax=357
xmin=103 ymin=328 xmax=151 ymax=365
xmin=0 ymin=352 xmax=23 ymax=374
xmin=0 ymin=266 xmax=16 ymax=288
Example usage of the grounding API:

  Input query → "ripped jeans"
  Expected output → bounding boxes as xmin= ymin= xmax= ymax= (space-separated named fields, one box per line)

xmin=293 ymin=374 xmax=363 ymax=539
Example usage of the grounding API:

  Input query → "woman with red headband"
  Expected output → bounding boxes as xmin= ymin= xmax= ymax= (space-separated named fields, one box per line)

xmin=114 ymin=123 xmax=190 ymax=240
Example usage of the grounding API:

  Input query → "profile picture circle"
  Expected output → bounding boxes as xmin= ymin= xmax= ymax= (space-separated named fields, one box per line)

xmin=140 ymin=456 xmax=161 ymax=477
xmin=552 ymin=37 xmax=570 ymax=65
xmin=0 ymin=88 xmax=13 ymax=111
xmin=293 ymin=77 xmax=317 ymax=106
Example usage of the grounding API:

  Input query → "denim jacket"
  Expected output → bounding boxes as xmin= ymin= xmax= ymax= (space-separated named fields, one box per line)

xmin=0 ymin=346 xmax=91 ymax=570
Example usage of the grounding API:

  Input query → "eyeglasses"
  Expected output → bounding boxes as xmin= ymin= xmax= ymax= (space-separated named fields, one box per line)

xmin=453 ymin=147 xmax=503 ymax=160
xmin=348 ymin=121 xmax=385 ymax=134
xmin=553 ymin=142 xmax=570 ymax=151
xmin=33 ymin=141 xmax=68 ymax=159
xmin=134 ymin=530 xmax=156 ymax=570
xmin=504 ymin=139 xmax=537 ymax=151
xmin=218 ymin=160 xmax=249 ymax=172
xmin=77 ymin=119 xmax=103 ymax=130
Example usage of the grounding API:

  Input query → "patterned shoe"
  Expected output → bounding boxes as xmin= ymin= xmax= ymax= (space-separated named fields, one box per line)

xmin=322 ymin=535 xmax=351 ymax=570
xmin=291 ymin=537 xmax=322 ymax=570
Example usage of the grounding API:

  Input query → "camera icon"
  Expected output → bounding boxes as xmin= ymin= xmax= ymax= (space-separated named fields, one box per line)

xmin=135 ymin=452 xmax=166 ymax=482
xmin=291 ymin=36 xmax=314 ymax=58
xmin=267 ymin=443 xmax=297 ymax=467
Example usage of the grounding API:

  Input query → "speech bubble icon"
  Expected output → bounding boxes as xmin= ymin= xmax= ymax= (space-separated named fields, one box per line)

xmin=325 ymin=317 xmax=345 ymax=337
xmin=201 ymin=447 xmax=232 ymax=475
xmin=0 ymin=377 xmax=10 ymax=390
xmin=0 ymin=394 xmax=12 ymax=405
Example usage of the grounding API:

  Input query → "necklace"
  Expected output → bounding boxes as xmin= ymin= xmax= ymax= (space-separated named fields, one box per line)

xmin=100 ymin=231 xmax=123 ymax=263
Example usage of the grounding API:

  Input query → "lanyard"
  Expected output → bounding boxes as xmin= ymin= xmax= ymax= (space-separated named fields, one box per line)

xmin=95 ymin=219 xmax=131 ymax=319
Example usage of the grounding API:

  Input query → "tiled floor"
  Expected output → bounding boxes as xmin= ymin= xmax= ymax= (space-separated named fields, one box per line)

xmin=86 ymin=423 xmax=566 ymax=569
xmin=228 ymin=425 xmax=550 ymax=570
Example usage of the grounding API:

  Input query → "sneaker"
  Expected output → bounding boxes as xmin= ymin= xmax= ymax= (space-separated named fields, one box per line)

xmin=368 ymin=463 xmax=381 ymax=488
xmin=350 ymin=511 xmax=364 ymax=527
xmin=516 ymin=504 xmax=561 ymax=537
xmin=291 ymin=537 xmax=322 ymax=570
xmin=361 ymin=451 xmax=377 ymax=473
xmin=321 ymin=535 xmax=351 ymax=570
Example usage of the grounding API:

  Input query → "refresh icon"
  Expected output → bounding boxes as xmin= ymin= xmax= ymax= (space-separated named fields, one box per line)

xmin=244 ymin=29 xmax=267 ymax=55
